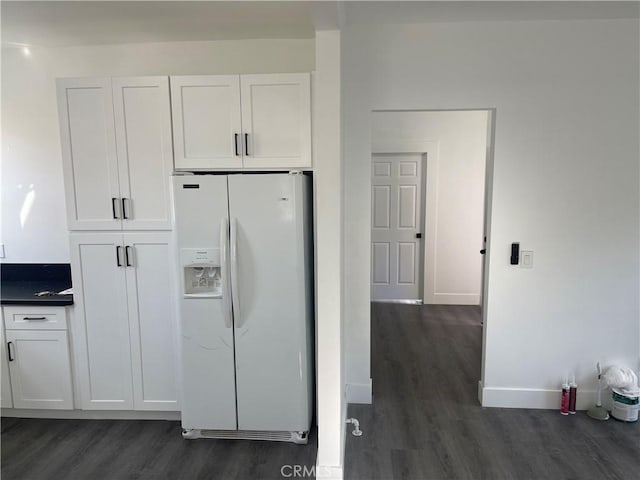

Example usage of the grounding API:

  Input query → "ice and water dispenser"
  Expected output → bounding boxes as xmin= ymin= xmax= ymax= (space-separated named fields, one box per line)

xmin=180 ymin=248 xmax=222 ymax=298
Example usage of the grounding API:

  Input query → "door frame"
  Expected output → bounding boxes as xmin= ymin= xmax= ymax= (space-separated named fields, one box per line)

xmin=369 ymin=108 xmax=496 ymax=401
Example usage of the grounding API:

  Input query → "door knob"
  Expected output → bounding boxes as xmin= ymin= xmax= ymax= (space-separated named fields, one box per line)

xmin=415 ymin=233 xmax=422 ymax=239
xmin=480 ymin=249 xmax=486 ymax=255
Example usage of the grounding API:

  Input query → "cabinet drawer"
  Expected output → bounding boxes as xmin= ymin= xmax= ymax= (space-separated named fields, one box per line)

xmin=3 ymin=306 xmax=68 ymax=330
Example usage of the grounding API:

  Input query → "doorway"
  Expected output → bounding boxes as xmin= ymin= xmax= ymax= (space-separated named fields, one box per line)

xmin=370 ymin=110 xmax=492 ymax=308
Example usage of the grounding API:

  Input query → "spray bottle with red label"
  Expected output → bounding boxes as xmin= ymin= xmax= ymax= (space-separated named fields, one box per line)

xmin=568 ymin=373 xmax=577 ymax=414
xmin=561 ymin=376 xmax=570 ymax=415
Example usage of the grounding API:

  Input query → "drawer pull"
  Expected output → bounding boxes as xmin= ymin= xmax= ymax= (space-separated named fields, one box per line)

xmin=23 ymin=316 xmax=47 ymax=321
xmin=7 ymin=342 xmax=14 ymax=362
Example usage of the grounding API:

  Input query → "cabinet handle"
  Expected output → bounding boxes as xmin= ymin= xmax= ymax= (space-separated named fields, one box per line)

xmin=121 ymin=198 xmax=129 ymax=219
xmin=7 ymin=342 xmax=14 ymax=362
xmin=23 ymin=317 xmax=47 ymax=321
xmin=116 ymin=246 xmax=123 ymax=267
xmin=244 ymin=133 xmax=249 ymax=156
xmin=111 ymin=198 xmax=119 ymax=219
xmin=234 ymin=134 xmax=239 ymax=156
xmin=125 ymin=245 xmax=133 ymax=267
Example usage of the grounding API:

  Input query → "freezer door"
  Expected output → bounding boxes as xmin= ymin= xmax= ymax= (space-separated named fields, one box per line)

xmin=228 ymin=174 xmax=312 ymax=432
xmin=172 ymin=175 xmax=237 ymax=430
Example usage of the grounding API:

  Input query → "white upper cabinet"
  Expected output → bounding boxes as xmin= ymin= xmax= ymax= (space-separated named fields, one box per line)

xmin=57 ymin=78 xmax=121 ymax=230
xmin=171 ymin=75 xmax=243 ymax=170
xmin=170 ymin=73 xmax=311 ymax=171
xmin=113 ymin=77 xmax=174 ymax=230
xmin=57 ymin=77 xmax=173 ymax=231
xmin=241 ymin=73 xmax=311 ymax=170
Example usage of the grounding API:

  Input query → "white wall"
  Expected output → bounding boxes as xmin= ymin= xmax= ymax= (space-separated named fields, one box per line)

xmin=372 ymin=110 xmax=488 ymax=305
xmin=1 ymin=38 xmax=314 ymax=263
xmin=343 ymin=19 xmax=640 ymax=408
xmin=314 ymin=30 xmax=345 ymax=477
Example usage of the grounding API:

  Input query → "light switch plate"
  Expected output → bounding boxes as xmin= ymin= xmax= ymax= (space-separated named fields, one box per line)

xmin=520 ymin=250 xmax=533 ymax=268
xmin=0 ymin=244 xmax=5 ymax=259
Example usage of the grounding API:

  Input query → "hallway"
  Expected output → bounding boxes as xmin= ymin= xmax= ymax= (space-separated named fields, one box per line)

xmin=344 ymin=303 xmax=640 ymax=480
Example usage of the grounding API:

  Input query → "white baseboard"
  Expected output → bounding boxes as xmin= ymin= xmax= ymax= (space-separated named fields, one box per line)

xmin=427 ymin=293 xmax=480 ymax=305
xmin=481 ymin=387 xmax=596 ymax=410
xmin=346 ymin=380 xmax=372 ymax=404
xmin=1 ymin=408 xmax=181 ymax=421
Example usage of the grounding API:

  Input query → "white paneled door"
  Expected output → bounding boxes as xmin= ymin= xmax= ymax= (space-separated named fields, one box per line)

xmin=371 ymin=154 xmax=423 ymax=301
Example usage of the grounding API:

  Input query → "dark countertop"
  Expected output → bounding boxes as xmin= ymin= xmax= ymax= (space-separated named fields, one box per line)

xmin=1 ymin=264 xmax=73 ymax=306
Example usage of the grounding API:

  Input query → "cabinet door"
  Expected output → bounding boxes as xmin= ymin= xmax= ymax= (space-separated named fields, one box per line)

xmin=171 ymin=75 xmax=243 ymax=170
xmin=6 ymin=330 xmax=73 ymax=409
xmin=113 ymin=77 xmax=173 ymax=230
xmin=240 ymin=73 xmax=311 ymax=169
xmin=57 ymin=78 xmax=122 ymax=230
xmin=123 ymin=233 xmax=179 ymax=411
xmin=70 ymin=233 xmax=134 ymax=409
xmin=1 ymin=313 xmax=13 ymax=408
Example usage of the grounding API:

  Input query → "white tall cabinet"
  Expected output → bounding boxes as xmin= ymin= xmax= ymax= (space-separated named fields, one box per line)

xmin=171 ymin=73 xmax=311 ymax=171
xmin=58 ymin=76 xmax=179 ymax=414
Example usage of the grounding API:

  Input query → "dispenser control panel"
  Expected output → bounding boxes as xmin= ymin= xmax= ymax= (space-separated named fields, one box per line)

xmin=180 ymin=248 xmax=222 ymax=298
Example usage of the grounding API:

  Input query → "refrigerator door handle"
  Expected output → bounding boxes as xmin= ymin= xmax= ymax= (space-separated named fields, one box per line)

xmin=221 ymin=217 xmax=233 ymax=328
xmin=230 ymin=217 xmax=241 ymax=327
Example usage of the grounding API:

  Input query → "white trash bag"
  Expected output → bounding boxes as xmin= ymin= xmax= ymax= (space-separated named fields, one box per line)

xmin=602 ymin=366 xmax=640 ymax=397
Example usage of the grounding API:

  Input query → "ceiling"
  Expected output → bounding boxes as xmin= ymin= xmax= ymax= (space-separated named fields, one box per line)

xmin=1 ymin=1 xmax=319 ymax=47
xmin=2 ymin=1 xmax=638 ymax=48
xmin=345 ymin=1 xmax=640 ymax=25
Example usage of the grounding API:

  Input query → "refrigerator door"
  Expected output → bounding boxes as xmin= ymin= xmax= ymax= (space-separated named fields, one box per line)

xmin=228 ymin=174 xmax=312 ymax=432
xmin=172 ymin=175 xmax=237 ymax=430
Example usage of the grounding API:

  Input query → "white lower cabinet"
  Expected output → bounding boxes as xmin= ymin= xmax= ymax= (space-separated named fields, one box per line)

xmin=2 ymin=306 xmax=74 ymax=410
xmin=70 ymin=232 xmax=178 ymax=411
xmin=5 ymin=330 xmax=74 ymax=409
xmin=1 ymin=313 xmax=14 ymax=408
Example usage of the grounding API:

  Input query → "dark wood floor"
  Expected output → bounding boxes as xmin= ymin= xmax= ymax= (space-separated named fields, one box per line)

xmin=3 ymin=304 xmax=639 ymax=479
xmin=344 ymin=303 xmax=640 ymax=480
xmin=1 ymin=417 xmax=317 ymax=479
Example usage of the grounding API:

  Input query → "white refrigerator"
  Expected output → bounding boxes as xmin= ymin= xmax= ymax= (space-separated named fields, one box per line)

xmin=172 ymin=173 xmax=313 ymax=444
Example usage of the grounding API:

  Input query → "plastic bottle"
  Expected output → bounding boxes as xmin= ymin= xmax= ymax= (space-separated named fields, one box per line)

xmin=569 ymin=373 xmax=577 ymax=415
xmin=561 ymin=377 xmax=570 ymax=415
